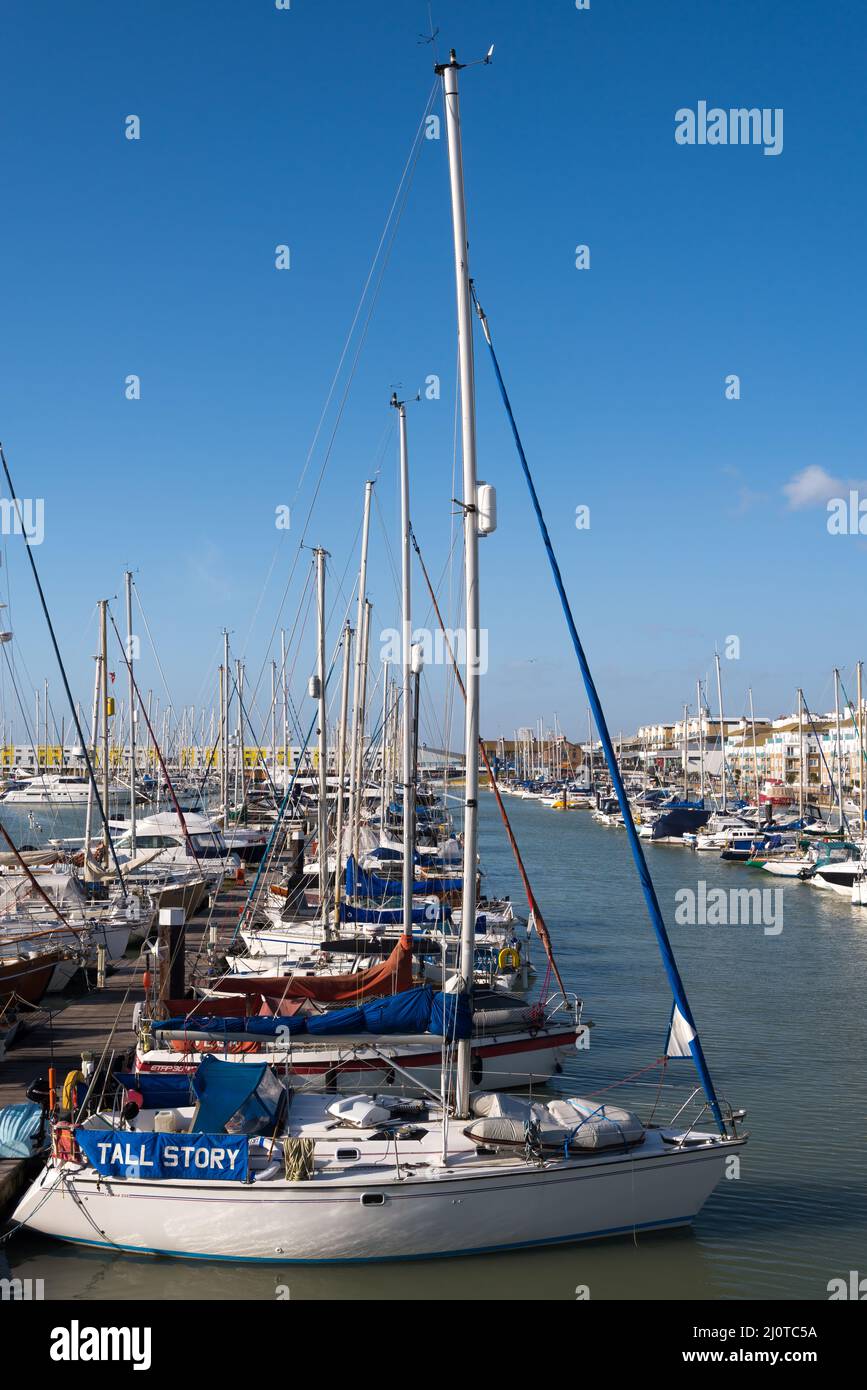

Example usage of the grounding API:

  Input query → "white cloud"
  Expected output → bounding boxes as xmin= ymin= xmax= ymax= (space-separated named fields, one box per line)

xmin=782 ymin=466 xmax=844 ymax=510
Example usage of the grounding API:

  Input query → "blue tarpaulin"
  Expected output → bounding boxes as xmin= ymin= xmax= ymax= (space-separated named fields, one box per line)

xmin=148 ymin=988 xmax=472 ymax=1041
xmin=361 ymin=986 xmax=433 ymax=1033
xmin=340 ymin=901 xmax=450 ymax=926
xmin=305 ymin=1006 xmax=366 ymax=1035
xmin=429 ymin=992 xmax=473 ymax=1040
xmin=76 ymin=1127 xmax=248 ymax=1182
xmin=115 ymin=1073 xmax=195 ymax=1108
xmin=152 ymin=1015 xmax=307 ymax=1038
xmin=0 ymin=1101 xmax=45 ymax=1159
xmin=192 ymin=1054 xmax=269 ymax=1131
xmin=345 ymin=856 xmax=462 ymax=901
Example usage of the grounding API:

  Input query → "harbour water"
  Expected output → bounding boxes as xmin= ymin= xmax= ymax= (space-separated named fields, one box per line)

xmin=4 ymin=793 xmax=865 ymax=1301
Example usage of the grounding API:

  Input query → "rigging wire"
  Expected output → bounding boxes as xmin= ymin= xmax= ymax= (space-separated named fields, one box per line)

xmin=0 ymin=444 xmax=126 ymax=887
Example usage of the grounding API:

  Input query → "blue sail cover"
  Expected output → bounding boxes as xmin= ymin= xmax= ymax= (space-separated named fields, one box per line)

xmin=75 ymin=1127 xmax=248 ymax=1182
xmin=340 ymin=901 xmax=450 ymax=927
xmin=152 ymin=1014 xmax=308 ymax=1037
xmin=306 ymin=987 xmax=434 ymax=1035
xmin=345 ymin=856 xmax=462 ymax=900
xmin=429 ymin=991 xmax=473 ymax=1040
xmin=151 ymin=987 xmax=470 ymax=1040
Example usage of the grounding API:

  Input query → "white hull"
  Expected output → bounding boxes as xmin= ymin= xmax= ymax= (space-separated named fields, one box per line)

xmin=15 ymin=1132 xmax=736 ymax=1263
xmin=761 ymin=859 xmax=811 ymax=877
xmin=0 ymin=921 xmax=130 ymax=966
xmin=811 ymin=868 xmax=860 ymax=894
xmin=136 ymin=1023 xmax=586 ymax=1093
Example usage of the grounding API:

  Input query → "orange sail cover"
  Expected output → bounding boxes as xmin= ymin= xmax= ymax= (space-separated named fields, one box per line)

xmin=211 ymin=937 xmax=413 ymax=1003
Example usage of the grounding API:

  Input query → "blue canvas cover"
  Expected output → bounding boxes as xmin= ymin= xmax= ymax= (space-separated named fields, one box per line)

xmin=345 ymin=856 xmax=462 ymax=901
xmin=305 ymin=1005 xmax=367 ymax=1035
xmin=152 ymin=1015 xmax=307 ymax=1038
xmin=0 ymin=1101 xmax=45 ymax=1159
xmin=361 ymin=986 xmax=433 ymax=1033
xmin=75 ymin=1128 xmax=248 ymax=1182
xmin=340 ymin=901 xmax=450 ymax=926
xmin=116 ymin=1073 xmax=195 ymax=1108
xmin=429 ymin=991 xmax=473 ymax=1040
xmin=191 ymin=1054 xmax=269 ymax=1131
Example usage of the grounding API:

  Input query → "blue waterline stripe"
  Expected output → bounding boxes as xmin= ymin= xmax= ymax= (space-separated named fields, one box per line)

xmin=44 ymin=1214 xmax=694 ymax=1265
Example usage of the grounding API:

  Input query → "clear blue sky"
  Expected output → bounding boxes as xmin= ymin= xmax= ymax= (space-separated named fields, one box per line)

xmin=0 ymin=0 xmax=864 ymax=749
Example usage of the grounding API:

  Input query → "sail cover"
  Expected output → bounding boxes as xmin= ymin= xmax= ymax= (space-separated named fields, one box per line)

xmin=152 ymin=986 xmax=473 ymax=1040
xmin=211 ymin=935 xmax=413 ymax=1002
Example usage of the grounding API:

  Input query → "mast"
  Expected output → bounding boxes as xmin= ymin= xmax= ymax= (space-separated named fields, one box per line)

xmin=379 ymin=660 xmax=389 ymax=835
xmin=83 ymin=654 xmax=101 ymax=880
xmin=332 ymin=621 xmax=353 ymax=927
xmin=234 ymin=659 xmax=243 ymax=812
xmin=314 ymin=548 xmax=328 ymax=921
xmin=833 ymin=667 xmax=843 ymax=828
xmin=697 ymin=679 xmax=705 ymax=803
xmin=714 ymin=652 xmax=727 ymax=812
xmin=280 ymin=628 xmax=289 ymax=785
xmin=682 ymin=703 xmax=689 ymax=801
xmin=348 ymin=481 xmax=374 ymax=862
xmin=125 ymin=571 xmax=137 ymax=855
xmin=748 ymin=687 xmax=761 ymax=815
xmin=217 ymin=666 xmax=225 ymax=816
xmin=270 ymin=658 xmax=277 ymax=786
xmin=797 ymin=688 xmax=804 ymax=820
xmin=438 ymin=48 xmax=482 ymax=1118
xmin=392 ymin=394 xmax=415 ymax=944
xmin=221 ymin=630 xmax=229 ymax=817
xmin=99 ymin=599 xmax=111 ymax=864
xmin=356 ymin=598 xmax=372 ymax=841
xmin=858 ymin=661 xmax=864 ymax=838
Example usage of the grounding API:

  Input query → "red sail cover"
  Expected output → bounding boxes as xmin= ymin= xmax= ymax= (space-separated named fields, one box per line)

xmin=211 ymin=937 xmax=413 ymax=1003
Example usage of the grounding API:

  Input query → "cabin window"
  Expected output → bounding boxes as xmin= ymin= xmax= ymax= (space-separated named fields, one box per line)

xmin=360 ymin=1192 xmax=385 ymax=1206
xmin=336 ymin=1147 xmax=360 ymax=1161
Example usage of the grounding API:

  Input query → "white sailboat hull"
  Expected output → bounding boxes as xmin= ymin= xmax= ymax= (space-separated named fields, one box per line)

xmin=15 ymin=1136 xmax=736 ymax=1263
xmin=760 ymin=859 xmax=811 ymax=877
xmin=136 ymin=1023 xmax=586 ymax=1092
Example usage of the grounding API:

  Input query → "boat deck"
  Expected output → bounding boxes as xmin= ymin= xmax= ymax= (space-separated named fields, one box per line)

xmin=0 ymin=868 xmax=254 ymax=1216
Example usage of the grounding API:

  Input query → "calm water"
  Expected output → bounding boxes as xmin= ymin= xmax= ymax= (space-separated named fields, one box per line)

xmin=4 ymin=795 xmax=866 ymax=1300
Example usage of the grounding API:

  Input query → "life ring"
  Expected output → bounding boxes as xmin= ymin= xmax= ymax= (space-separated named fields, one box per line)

xmin=497 ymin=947 xmax=521 ymax=972
xmin=62 ymin=1070 xmax=86 ymax=1112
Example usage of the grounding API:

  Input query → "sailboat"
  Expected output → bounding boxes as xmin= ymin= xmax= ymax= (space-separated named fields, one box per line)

xmin=12 ymin=48 xmax=744 ymax=1263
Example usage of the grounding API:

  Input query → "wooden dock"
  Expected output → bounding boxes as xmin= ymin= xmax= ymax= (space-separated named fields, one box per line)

xmin=0 ymin=871 xmax=253 ymax=1217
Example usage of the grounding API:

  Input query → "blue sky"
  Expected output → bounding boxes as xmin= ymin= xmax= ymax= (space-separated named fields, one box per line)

xmin=0 ymin=0 xmax=864 ymax=749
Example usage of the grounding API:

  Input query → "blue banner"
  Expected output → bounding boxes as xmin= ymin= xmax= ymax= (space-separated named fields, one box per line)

xmin=76 ymin=1128 xmax=249 ymax=1182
